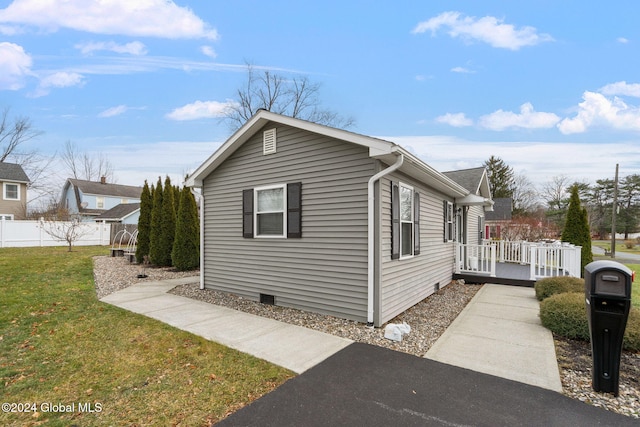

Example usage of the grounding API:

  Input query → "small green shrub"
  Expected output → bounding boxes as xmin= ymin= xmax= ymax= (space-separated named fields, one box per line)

xmin=540 ymin=292 xmax=589 ymax=340
xmin=540 ymin=293 xmax=640 ymax=352
xmin=624 ymin=308 xmax=640 ymax=352
xmin=535 ymin=276 xmax=585 ymax=301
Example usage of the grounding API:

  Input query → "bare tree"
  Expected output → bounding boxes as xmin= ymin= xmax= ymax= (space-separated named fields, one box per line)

xmin=39 ymin=217 xmax=94 ymax=251
xmin=61 ymin=140 xmax=115 ymax=182
xmin=511 ymin=173 xmax=539 ymax=214
xmin=224 ymin=63 xmax=355 ymax=130
xmin=0 ymin=107 xmax=42 ymax=162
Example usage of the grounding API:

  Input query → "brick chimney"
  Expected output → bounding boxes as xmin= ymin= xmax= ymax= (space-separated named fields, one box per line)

xmin=100 ymin=176 xmax=106 ymax=184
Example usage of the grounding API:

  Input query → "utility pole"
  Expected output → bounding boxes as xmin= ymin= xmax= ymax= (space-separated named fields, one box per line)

xmin=611 ymin=164 xmax=619 ymax=258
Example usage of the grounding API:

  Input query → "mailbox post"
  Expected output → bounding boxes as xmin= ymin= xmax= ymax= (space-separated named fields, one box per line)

xmin=584 ymin=260 xmax=633 ymax=396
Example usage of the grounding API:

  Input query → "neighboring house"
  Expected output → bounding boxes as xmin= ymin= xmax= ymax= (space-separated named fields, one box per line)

xmin=442 ymin=167 xmax=493 ymax=245
xmin=94 ymin=202 xmax=141 ymax=224
xmin=186 ymin=111 xmax=493 ymax=327
xmin=60 ymin=177 xmax=142 ymax=221
xmin=484 ymin=198 xmax=513 ymax=239
xmin=0 ymin=162 xmax=30 ymax=220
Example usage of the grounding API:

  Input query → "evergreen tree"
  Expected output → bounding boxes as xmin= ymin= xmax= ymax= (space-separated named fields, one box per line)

xmin=135 ymin=180 xmax=152 ymax=263
xmin=148 ymin=177 xmax=164 ymax=265
xmin=172 ymin=186 xmax=200 ymax=271
xmin=483 ymin=155 xmax=515 ymax=199
xmin=561 ymin=185 xmax=593 ymax=275
xmin=155 ymin=176 xmax=176 ymax=267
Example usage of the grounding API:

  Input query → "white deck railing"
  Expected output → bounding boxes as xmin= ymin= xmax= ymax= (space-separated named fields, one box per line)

xmin=456 ymin=240 xmax=582 ymax=280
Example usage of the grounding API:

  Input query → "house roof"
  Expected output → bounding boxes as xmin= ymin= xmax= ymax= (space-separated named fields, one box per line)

xmin=66 ymin=179 xmax=142 ymax=199
xmin=443 ymin=167 xmax=486 ymax=194
xmin=186 ymin=110 xmax=470 ymax=198
xmin=485 ymin=198 xmax=512 ymax=221
xmin=94 ymin=203 xmax=141 ymax=222
xmin=0 ymin=162 xmax=30 ymax=183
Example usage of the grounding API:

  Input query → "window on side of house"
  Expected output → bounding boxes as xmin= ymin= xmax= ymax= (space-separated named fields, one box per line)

xmin=243 ymin=183 xmax=302 ymax=239
xmin=1 ymin=214 xmax=14 ymax=220
xmin=255 ymin=184 xmax=286 ymax=237
xmin=3 ymin=183 xmax=19 ymax=200
xmin=400 ymin=183 xmax=414 ymax=258
xmin=444 ymin=201 xmax=454 ymax=242
xmin=96 ymin=197 xmax=104 ymax=209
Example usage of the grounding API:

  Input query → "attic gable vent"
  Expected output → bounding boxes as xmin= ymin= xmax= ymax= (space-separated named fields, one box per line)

xmin=263 ymin=128 xmax=277 ymax=155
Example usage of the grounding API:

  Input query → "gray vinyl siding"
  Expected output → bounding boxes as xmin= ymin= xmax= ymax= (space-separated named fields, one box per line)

xmin=202 ymin=122 xmax=376 ymax=322
xmin=466 ymin=205 xmax=485 ymax=245
xmin=377 ymin=172 xmax=455 ymax=325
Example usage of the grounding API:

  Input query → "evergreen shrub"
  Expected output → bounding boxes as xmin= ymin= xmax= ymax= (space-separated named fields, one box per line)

xmin=535 ymin=276 xmax=584 ymax=301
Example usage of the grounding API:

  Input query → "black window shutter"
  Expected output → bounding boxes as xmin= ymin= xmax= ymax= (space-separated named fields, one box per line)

xmin=391 ymin=181 xmax=400 ymax=259
xmin=287 ymin=182 xmax=302 ymax=238
xmin=414 ymin=191 xmax=420 ymax=255
xmin=242 ymin=189 xmax=253 ymax=238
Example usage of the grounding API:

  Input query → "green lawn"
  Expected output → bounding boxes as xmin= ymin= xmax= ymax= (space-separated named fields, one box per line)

xmin=0 ymin=246 xmax=293 ymax=426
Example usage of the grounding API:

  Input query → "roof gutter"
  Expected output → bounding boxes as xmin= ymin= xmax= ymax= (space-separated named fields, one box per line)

xmin=190 ymin=187 xmax=205 ymax=290
xmin=367 ymin=149 xmax=403 ymax=327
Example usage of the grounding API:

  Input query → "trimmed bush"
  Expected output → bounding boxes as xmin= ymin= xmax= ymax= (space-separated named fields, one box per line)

xmin=535 ymin=276 xmax=584 ymax=301
xmin=540 ymin=292 xmax=589 ymax=340
xmin=540 ymin=292 xmax=640 ymax=352
xmin=624 ymin=308 xmax=640 ymax=352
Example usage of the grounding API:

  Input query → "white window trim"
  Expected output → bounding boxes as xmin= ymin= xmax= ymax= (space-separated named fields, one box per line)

xmin=254 ymin=184 xmax=287 ymax=238
xmin=1 ymin=214 xmax=14 ymax=220
xmin=445 ymin=201 xmax=454 ymax=242
xmin=399 ymin=182 xmax=414 ymax=259
xmin=96 ymin=196 xmax=105 ymax=209
xmin=3 ymin=182 xmax=20 ymax=201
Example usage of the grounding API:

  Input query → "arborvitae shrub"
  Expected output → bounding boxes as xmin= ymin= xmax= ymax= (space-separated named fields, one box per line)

xmin=535 ymin=276 xmax=584 ymax=301
xmin=136 ymin=180 xmax=152 ymax=264
xmin=172 ymin=187 xmax=199 ymax=271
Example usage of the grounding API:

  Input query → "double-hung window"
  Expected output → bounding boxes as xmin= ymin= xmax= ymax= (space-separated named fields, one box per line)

xmin=255 ymin=184 xmax=286 ymax=237
xmin=391 ymin=181 xmax=420 ymax=259
xmin=444 ymin=201 xmax=454 ymax=242
xmin=243 ymin=182 xmax=301 ymax=239
xmin=3 ymin=183 xmax=19 ymax=201
xmin=400 ymin=184 xmax=414 ymax=258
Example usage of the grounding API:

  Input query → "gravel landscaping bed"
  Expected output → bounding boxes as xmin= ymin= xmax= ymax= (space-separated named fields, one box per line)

xmin=94 ymin=255 xmax=639 ymax=418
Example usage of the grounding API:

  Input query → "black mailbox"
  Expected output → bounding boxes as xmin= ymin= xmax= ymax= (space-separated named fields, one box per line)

xmin=584 ymin=260 xmax=633 ymax=396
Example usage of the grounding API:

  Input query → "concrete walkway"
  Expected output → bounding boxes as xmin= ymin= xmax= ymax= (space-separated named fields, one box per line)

xmin=99 ymin=277 xmax=352 ymax=374
xmin=425 ymin=284 xmax=563 ymax=392
xmin=101 ymin=278 xmax=562 ymax=391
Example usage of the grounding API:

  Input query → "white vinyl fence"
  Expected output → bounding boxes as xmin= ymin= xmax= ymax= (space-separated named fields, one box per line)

xmin=0 ymin=219 xmax=111 ymax=248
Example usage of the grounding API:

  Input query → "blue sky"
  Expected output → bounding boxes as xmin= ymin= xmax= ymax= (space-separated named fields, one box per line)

xmin=1 ymin=0 xmax=639 ymax=198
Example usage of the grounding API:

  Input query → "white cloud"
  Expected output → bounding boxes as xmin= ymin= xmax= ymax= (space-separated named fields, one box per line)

xmin=98 ymin=105 xmax=128 ymax=118
xmin=436 ymin=113 xmax=473 ymax=127
xmin=617 ymin=37 xmax=629 ymax=44
xmin=0 ymin=0 xmax=218 ymax=39
xmin=200 ymin=45 xmax=217 ymax=59
xmin=383 ymin=135 xmax=638 ymax=188
xmin=558 ymin=91 xmax=640 ymax=134
xmin=599 ymin=81 xmax=640 ymax=97
xmin=0 ymin=41 xmax=32 ymax=90
xmin=166 ymin=100 xmax=236 ymax=121
xmin=451 ymin=66 xmax=474 ymax=73
xmin=412 ymin=11 xmax=553 ymax=50
xmin=76 ymin=41 xmax=147 ymax=56
xmin=479 ymin=103 xmax=560 ymax=131
xmin=31 ymin=71 xmax=85 ymax=97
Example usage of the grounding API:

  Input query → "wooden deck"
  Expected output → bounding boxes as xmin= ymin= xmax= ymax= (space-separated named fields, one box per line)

xmin=453 ymin=262 xmax=563 ymax=287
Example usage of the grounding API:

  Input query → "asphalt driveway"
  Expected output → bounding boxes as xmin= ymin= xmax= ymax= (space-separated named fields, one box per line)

xmin=217 ymin=343 xmax=637 ymax=427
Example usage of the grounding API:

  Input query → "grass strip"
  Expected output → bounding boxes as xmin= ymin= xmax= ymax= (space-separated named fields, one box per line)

xmin=0 ymin=246 xmax=294 ymax=426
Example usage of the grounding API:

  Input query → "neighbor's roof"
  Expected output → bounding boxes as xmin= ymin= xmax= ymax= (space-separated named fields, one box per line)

xmin=66 ymin=178 xmax=142 ymax=199
xmin=186 ymin=110 xmax=469 ymax=198
xmin=94 ymin=203 xmax=141 ymax=221
xmin=0 ymin=162 xmax=30 ymax=183
xmin=485 ymin=198 xmax=512 ymax=221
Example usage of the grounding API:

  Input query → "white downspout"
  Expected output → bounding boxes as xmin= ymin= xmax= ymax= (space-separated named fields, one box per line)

xmin=367 ymin=150 xmax=404 ymax=326
xmin=191 ymin=188 xmax=205 ymax=290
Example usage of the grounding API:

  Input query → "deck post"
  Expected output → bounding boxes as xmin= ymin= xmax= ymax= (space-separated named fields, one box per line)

xmin=455 ymin=243 xmax=461 ymax=274
xmin=529 ymin=245 xmax=536 ymax=280
xmin=490 ymin=244 xmax=496 ymax=277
